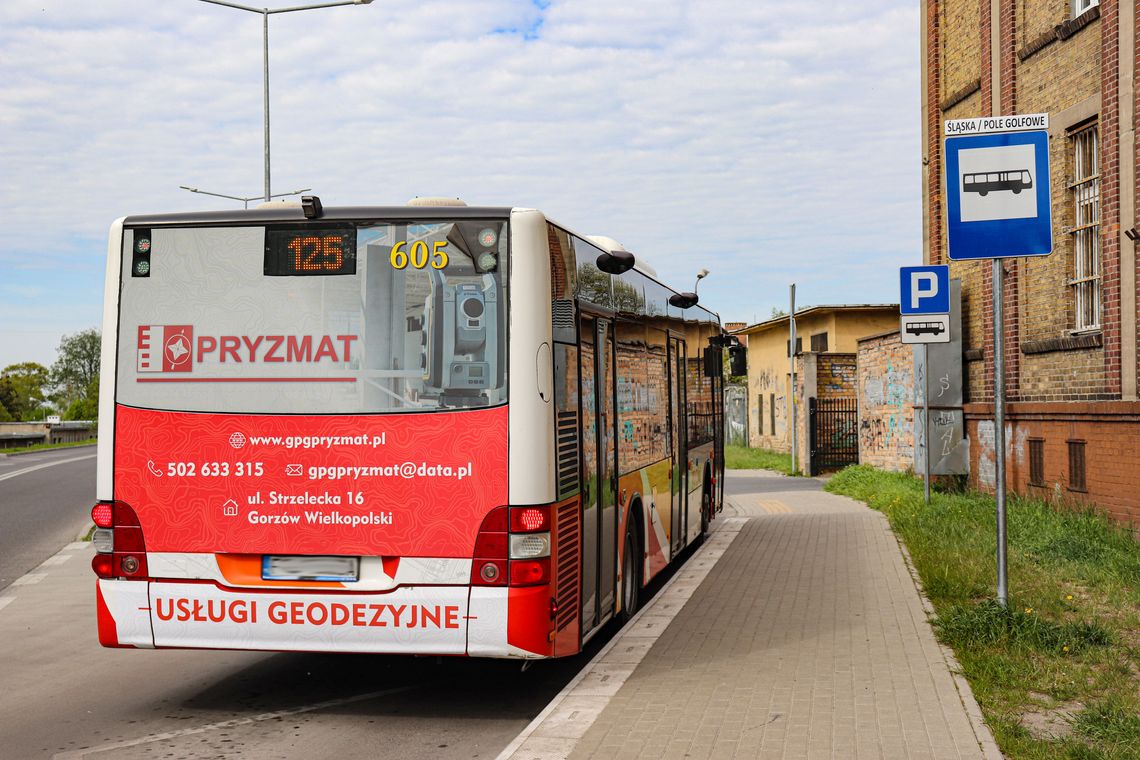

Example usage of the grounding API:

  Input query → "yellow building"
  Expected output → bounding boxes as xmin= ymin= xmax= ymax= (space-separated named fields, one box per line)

xmin=732 ymin=305 xmax=898 ymax=455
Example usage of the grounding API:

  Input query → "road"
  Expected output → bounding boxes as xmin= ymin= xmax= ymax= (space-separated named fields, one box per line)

xmin=0 ymin=445 xmax=97 ymax=590
xmin=0 ymin=446 xmax=633 ymax=759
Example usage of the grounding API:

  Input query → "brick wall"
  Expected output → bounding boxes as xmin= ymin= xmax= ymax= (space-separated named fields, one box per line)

xmin=927 ymin=0 xmax=1139 ymax=531
xmin=964 ymin=402 xmax=1140 ymax=537
xmin=856 ymin=332 xmax=916 ymax=472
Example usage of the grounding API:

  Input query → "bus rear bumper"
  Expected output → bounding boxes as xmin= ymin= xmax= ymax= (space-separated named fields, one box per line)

xmin=97 ymin=581 xmax=557 ymax=657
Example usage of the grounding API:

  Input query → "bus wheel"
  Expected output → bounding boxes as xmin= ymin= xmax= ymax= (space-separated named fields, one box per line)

xmin=979 ymin=190 xmax=988 ymax=197
xmin=1012 ymin=187 xmax=1021 ymax=194
xmin=619 ymin=529 xmax=640 ymax=623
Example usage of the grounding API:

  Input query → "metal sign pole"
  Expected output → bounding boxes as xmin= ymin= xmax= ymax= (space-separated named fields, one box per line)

xmin=993 ymin=258 xmax=1008 ymax=607
xmin=923 ymin=343 xmax=931 ymax=505
xmin=789 ymin=284 xmax=797 ymax=474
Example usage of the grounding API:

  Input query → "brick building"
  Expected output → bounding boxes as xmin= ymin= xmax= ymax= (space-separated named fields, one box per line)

xmin=731 ymin=305 xmax=898 ymax=469
xmin=923 ymin=0 xmax=1139 ymax=531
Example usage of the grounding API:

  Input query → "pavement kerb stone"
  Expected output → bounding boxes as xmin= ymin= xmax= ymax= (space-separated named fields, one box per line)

xmin=495 ymin=518 xmax=747 ymax=760
xmin=887 ymin=517 xmax=1005 ymax=760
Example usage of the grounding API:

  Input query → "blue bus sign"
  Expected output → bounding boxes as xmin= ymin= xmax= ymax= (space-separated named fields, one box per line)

xmin=944 ymin=114 xmax=1052 ymax=260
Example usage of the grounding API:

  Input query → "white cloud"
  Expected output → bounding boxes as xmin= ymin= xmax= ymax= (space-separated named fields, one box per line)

xmin=0 ymin=0 xmax=919 ymax=367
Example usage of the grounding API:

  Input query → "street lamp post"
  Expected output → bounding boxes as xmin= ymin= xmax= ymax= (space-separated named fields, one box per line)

xmin=198 ymin=0 xmax=373 ymax=202
xmin=179 ymin=185 xmax=311 ymax=209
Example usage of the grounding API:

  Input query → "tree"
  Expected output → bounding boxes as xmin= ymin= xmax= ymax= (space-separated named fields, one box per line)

xmin=770 ymin=307 xmax=788 ymax=319
xmin=0 ymin=363 xmax=50 ymax=420
xmin=64 ymin=375 xmax=100 ymax=421
xmin=51 ymin=329 xmax=101 ymax=410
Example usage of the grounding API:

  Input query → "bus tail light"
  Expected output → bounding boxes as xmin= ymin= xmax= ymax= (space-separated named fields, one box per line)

xmin=473 ymin=505 xmax=553 ymax=587
xmin=509 ymin=557 xmax=550 ymax=586
xmin=90 ymin=501 xmax=149 ymax=580
xmin=509 ymin=532 xmax=550 ymax=559
xmin=509 ymin=506 xmax=550 ymax=533
xmin=92 ymin=554 xmax=113 ymax=579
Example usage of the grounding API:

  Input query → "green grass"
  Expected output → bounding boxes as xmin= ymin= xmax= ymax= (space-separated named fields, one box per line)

xmin=827 ymin=465 xmax=1140 ymax=760
xmin=0 ymin=438 xmax=98 ymax=455
xmin=724 ymin=444 xmax=798 ymax=475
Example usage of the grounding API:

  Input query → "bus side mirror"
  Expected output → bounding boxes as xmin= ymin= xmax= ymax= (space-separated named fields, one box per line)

xmin=596 ymin=249 xmax=635 ymax=275
xmin=729 ymin=345 xmax=747 ymax=377
xmin=703 ymin=346 xmax=722 ymax=378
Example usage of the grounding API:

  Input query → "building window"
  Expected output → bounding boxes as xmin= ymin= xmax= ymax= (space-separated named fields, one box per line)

xmin=1069 ymin=124 xmax=1100 ymax=332
xmin=1067 ymin=440 xmax=1087 ymax=492
xmin=769 ymin=393 xmax=776 ymax=435
xmin=1028 ymin=439 xmax=1045 ymax=486
xmin=810 ymin=332 xmax=829 ymax=352
xmin=786 ymin=337 xmax=802 ymax=357
xmin=1072 ymin=0 xmax=1099 ymax=17
xmin=757 ymin=395 xmax=763 ymax=435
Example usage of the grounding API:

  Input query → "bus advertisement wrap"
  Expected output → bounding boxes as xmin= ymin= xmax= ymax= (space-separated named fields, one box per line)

xmin=113 ymin=404 xmax=507 ymax=557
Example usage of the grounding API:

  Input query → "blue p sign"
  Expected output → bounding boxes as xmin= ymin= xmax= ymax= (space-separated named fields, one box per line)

xmin=900 ymin=265 xmax=950 ymax=315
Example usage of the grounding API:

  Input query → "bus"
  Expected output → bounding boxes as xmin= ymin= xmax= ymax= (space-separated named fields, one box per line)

xmin=962 ymin=169 xmax=1032 ymax=196
xmin=91 ymin=198 xmax=730 ymax=658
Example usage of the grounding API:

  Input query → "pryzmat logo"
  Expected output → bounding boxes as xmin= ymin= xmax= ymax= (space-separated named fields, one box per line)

xmin=138 ymin=325 xmax=193 ymax=373
xmin=137 ymin=325 xmax=359 ymax=374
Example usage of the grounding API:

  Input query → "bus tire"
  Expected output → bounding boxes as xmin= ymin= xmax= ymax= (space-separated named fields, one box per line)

xmin=619 ymin=528 xmax=640 ymax=623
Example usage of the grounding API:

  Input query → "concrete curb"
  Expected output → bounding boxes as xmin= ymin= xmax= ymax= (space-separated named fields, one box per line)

xmin=495 ymin=518 xmax=748 ymax=760
xmin=889 ymin=519 xmax=1006 ymax=760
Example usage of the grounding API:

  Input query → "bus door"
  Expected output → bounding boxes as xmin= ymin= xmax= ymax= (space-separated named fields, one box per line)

xmin=668 ymin=336 xmax=687 ymax=553
xmin=579 ymin=314 xmax=618 ymax=635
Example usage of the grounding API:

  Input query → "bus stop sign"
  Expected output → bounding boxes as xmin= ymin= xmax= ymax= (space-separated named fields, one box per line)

xmin=945 ymin=114 xmax=1052 ymax=260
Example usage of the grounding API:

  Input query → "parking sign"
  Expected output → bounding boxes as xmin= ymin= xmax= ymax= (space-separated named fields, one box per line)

xmin=900 ymin=265 xmax=950 ymax=344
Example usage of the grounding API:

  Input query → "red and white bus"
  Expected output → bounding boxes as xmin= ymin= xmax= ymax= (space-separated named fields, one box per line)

xmin=92 ymin=198 xmax=729 ymax=658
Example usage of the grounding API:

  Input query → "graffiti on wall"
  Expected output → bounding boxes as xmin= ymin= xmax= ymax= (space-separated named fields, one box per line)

xmin=975 ymin=420 xmax=1028 ymax=488
xmin=858 ymin=356 xmax=913 ymax=464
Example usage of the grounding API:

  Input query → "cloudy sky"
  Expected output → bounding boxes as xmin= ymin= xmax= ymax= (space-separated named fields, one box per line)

xmin=0 ymin=0 xmax=919 ymax=370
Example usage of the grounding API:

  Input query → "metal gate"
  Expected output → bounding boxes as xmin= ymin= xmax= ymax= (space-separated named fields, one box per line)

xmin=808 ymin=397 xmax=858 ymax=475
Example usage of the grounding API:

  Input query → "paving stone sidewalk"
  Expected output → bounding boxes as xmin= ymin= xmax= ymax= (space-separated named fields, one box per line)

xmin=563 ymin=470 xmax=1001 ymax=760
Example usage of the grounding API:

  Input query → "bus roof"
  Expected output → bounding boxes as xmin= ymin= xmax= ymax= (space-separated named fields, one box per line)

xmin=122 ymin=205 xmax=515 ymax=227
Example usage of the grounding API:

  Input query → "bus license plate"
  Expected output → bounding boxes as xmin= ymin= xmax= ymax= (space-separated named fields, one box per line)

xmin=261 ymin=555 xmax=360 ymax=582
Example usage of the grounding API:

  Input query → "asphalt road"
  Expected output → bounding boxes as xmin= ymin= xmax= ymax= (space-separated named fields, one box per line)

xmin=0 ymin=445 xmax=97 ymax=589
xmin=0 ymin=444 xmax=633 ymax=759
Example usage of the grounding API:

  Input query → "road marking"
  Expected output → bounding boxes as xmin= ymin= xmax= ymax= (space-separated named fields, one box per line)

xmin=11 ymin=573 xmax=46 ymax=586
xmin=51 ymin=685 xmax=417 ymax=759
xmin=0 ymin=597 xmax=13 ymax=612
xmin=496 ymin=518 xmax=747 ymax=760
xmin=758 ymin=498 xmax=793 ymax=514
xmin=39 ymin=555 xmax=72 ymax=567
xmin=0 ymin=454 xmax=96 ymax=483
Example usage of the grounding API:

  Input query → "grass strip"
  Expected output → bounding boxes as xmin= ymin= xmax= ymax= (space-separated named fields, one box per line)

xmin=826 ymin=465 xmax=1140 ymax=760
xmin=1 ymin=438 xmax=98 ymax=455
xmin=724 ymin=444 xmax=798 ymax=475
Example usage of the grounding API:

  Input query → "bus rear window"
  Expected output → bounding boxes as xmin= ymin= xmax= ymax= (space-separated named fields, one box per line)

xmin=116 ymin=221 xmax=508 ymax=414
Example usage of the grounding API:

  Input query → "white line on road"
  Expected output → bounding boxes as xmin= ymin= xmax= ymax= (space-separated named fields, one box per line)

xmin=52 ymin=685 xmax=417 ymax=759
xmin=10 ymin=573 xmax=46 ymax=586
xmin=0 ymin=597 xmax=13 ymax=612
xmin=39 ymin=555 xmax=72 ymax=567
xmin=0 ymin=454 xmax=96 ymax=483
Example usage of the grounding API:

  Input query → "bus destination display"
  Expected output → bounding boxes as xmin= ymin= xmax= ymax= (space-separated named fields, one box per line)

xmin=265 ymin=226 xmax=357 ymax=276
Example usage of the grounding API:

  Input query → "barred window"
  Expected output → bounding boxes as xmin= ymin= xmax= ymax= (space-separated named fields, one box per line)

xmin=1069 ymin=124 xmax=1100 ymax=332
xmin=810 ymin=332 xmax=828 ymax=352
xmin=1028 ymin=439 xmax=1045 ymax=487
